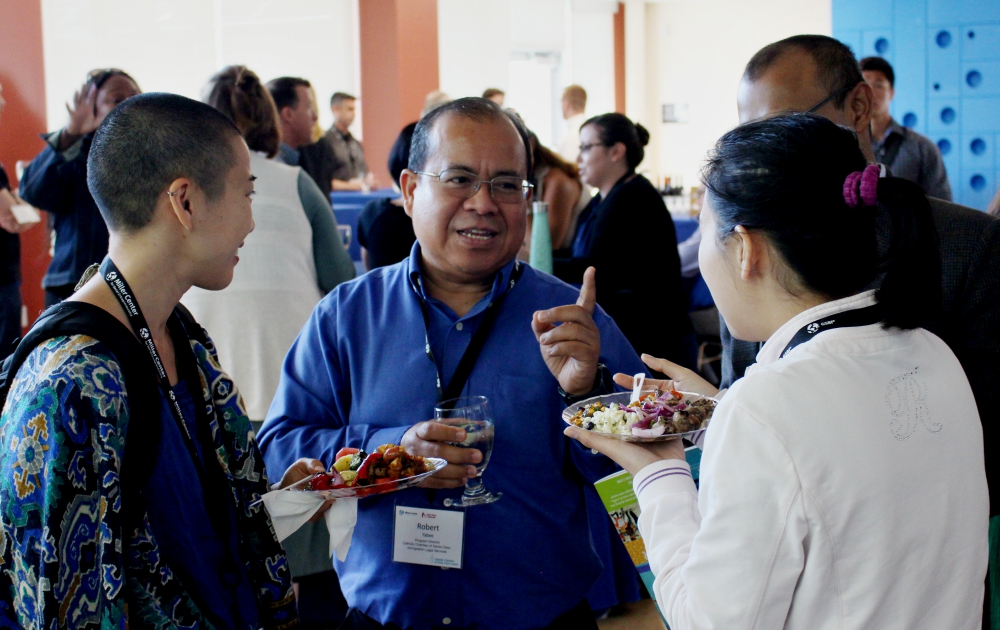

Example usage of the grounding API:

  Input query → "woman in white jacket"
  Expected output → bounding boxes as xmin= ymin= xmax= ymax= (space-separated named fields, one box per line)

xmin=566 ymin=114 xmax=988 ymax=629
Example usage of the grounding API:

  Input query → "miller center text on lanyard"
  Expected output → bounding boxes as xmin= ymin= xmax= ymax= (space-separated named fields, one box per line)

xmin=99 ymin=257 xmax=196 ymax=445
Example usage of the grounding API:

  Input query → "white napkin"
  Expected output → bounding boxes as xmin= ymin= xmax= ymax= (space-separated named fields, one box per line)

xmin=260 ymin=490 xmax=358 ymax=561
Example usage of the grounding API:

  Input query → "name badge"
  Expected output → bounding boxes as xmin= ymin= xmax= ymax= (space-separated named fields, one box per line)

xmin=393 ymin=506 xmax=465 ymax=569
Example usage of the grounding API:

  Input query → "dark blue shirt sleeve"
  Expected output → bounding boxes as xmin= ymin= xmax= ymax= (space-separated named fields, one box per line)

xmin=257 ymin=297 xmax=408 ymax=478
xmin=18 ymin=143 xmax=75 ymax=214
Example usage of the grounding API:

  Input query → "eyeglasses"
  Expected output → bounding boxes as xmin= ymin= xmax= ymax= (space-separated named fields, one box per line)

xmin=414 ymin=169 xmax=533 ymax=204
xmin=806 ymin=82 xmax=858 ymax=113
xmin=579 ymin=142 xmax=607 ymax=154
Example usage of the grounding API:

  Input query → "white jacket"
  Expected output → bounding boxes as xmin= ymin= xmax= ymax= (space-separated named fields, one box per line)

xmin=634 ymin=291 xmax=988 ymax=629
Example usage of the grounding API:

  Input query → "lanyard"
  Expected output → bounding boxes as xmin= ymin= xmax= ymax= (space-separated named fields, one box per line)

xmin=410 ymin=261 xmax=524 ymax=403
xmin=99 ymin=257 xmax=202 ymax=463
xmin=780 ymin=303 xmax=883 ymax=359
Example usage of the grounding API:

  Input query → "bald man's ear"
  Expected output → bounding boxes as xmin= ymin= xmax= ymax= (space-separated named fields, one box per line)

xmin=845 ymin=82 xmax=874 ymax=135
xmin=400 ymin=169 xmax=418 ymax=218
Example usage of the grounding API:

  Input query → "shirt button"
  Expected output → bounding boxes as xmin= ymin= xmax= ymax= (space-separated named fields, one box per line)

xmin=455 ymin=322 xmax=464 ymax=331
xmin=442 ymin=618 xmax=452 ymax=625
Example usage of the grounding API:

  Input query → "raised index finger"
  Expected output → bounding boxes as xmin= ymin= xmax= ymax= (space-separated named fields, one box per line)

xmin=576 ymin=267 xmax=597 ymax=315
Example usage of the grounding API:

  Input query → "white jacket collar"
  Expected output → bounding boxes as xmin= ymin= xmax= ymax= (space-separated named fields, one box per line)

xmin=752 ymin=290 xmax=879 ymax=370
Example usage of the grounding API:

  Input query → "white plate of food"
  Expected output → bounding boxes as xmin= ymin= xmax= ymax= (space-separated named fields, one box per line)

xmin=285 ymin=444 xmax=447 ymax=499
xmin=563 ymin=390 xmax=717 ymax=443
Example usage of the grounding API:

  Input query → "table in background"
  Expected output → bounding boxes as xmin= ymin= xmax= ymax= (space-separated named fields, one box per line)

xmin=331 ymin=189 xmax=400 ymax=276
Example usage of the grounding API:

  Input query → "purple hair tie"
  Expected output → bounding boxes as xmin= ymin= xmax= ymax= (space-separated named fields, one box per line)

xmin=843 ymin=164 xmax=881 ymax=207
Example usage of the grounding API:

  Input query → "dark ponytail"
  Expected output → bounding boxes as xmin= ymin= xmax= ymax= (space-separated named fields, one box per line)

xmin=203 ymin=65 xmax=281 ymax=159
xmin=583 ymin=113 xmax=648 ymax=171
xmin=702 ymin=113 xmax=940 ymax=330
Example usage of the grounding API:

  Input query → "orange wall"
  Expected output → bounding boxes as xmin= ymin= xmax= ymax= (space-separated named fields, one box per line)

xmin=359 ymin=0 xmax=439 ymax=187
xmin=0 ymin=0 xmax=50 ymax=328
xmin=614 ymin=2 xmax=626 ymax=114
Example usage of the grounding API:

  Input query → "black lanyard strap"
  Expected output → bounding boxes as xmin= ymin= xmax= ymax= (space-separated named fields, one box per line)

xmin=780 ymin=303 xmax=883 ymax=359
xmin=411 ymin=261 xmax=525 ymax=404
xmin=100 ymin=258 xmax=198 ymax=448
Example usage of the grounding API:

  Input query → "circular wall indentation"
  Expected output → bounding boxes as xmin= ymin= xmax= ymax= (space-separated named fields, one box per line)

xmin=938 ymin=139 xmax=952 ymax=155
xmin=967 ymin=70 xmax=983 ymax=88
xmin=971 ymin=174 xmax=987 ymax=191
xmin=971 ymin=138 xmax=987 ymax=155
xmin=902 ymin=112 xmax=918 ymax=127
xmin=874 ymin=38 xmax=890 ymax=55
xmin=969 ymin=30 xmax=976 ymax=39
xmin=936 ymin=30 xmax=952 ymax=47
xmin=933 ymin=82 xmax=941 ymax=91
xmin=940 ymin=107 xmax=957 ymax=124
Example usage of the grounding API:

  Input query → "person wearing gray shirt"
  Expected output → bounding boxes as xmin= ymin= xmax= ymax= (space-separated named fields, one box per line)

xmin=862 ymin=56 xmax=952 ymax=200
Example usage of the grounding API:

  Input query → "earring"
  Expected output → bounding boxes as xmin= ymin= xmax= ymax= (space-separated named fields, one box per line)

xmin=167 ymin=191 xmax=175 ymax=197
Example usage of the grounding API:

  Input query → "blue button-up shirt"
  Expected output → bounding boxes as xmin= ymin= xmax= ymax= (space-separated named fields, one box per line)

xmin=258 ymin=243 xmax=645 ymax=630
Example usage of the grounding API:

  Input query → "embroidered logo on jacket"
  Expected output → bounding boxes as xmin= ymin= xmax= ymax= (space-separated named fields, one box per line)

xmin=885 ymin=368 xmax=941 ymax=440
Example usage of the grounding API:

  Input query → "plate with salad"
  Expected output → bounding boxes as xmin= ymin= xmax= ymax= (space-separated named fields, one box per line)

xmin=286 ymin=444 xmax=447 ymax=499
xmin=563 ymin=389 xmax=717 ymax=443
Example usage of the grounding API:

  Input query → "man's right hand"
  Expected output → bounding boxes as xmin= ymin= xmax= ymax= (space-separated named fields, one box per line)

xmin=402 ymin=421 xmax=481 ymax=489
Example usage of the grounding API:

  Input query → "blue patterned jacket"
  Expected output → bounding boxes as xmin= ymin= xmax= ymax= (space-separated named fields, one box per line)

xmin=0 ymin=330 xmax=298 ymax=629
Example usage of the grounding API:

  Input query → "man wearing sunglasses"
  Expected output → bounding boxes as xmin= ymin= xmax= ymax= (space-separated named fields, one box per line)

xmin=258 ymin=97 xmax=645 ymax=630
xmin=722 ymin=34 xmax=1000 ymax=628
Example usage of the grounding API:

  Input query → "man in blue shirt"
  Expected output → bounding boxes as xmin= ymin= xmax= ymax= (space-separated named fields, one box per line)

xmin=258 ymin=97 xmax=646 ymax=629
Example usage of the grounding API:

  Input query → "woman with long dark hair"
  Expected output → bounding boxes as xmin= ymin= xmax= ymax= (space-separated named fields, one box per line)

xmin=554 ymin=113 xmax=693 ymax=367
xmin=566 ymin=114 xmax=987 ymax=629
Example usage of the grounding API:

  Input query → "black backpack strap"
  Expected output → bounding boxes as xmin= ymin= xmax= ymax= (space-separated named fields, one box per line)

xmin=0 ymin=301 xmax=162 ymax=529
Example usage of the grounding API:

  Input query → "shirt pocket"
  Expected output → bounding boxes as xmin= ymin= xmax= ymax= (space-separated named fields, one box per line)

xmin=488 ymin=373 xmax=563 ymax=470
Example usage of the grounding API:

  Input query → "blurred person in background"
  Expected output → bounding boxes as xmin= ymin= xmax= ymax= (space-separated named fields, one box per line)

xmin=557 ymin=84 xmax=588 ymax=163
xmin=518 ymin=131 xmax=589 ymax=261
xmin=19 ymin=68 xmax=140 ymax=306
xmin=482 ymin=88 xmax=505 ymax=106
xmin=325 ymin=92 xmax=376 ymax=191
xmin=555 ymin=113 xmax=694 ymax=369
xmin=297 ymin=84 xmax=339 ymax=198
xmin=989 ymin=188 xmax=1000 ymax=217
xmin=0 ymin=79 xmax=39 ymax=357
xmin=357 ymin=122 xmax=417 ymax=270
xmin=190 ymin=65 xmax=353 ymax=422
xmin=267 ymin=76 xmax=317 ymax=167
xmin=861 ymin=56 xmax=951 ymax=200
xmin=422 ymin=89 xmax=451 ymax=117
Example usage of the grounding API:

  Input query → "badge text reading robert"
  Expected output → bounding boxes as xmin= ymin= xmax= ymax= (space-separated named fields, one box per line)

xmin=393 ymin=507 xmax=465 ymax=568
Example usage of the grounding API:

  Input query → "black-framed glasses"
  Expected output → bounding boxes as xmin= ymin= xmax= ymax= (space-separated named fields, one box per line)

xmin=579 ymin=142 xmax=607 ymax=154
xmin=806 ymin=82 xmax=858 ymax=113
xmin=414 ymin=169 xmax=533 ymax=203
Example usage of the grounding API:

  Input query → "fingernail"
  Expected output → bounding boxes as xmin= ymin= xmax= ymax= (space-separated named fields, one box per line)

xmin=467 ymin=466 xmax=478 ymax=477
xmin=472 ymin=451 xmax=482 ymax=463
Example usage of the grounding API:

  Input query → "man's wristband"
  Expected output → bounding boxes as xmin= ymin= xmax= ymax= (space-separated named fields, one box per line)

xmin=558 ymin=363 xmax=614 ymax=407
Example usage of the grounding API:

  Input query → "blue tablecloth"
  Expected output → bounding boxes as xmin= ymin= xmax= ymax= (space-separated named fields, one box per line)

xmin=331 ymin=190 xmax=400 ymax=276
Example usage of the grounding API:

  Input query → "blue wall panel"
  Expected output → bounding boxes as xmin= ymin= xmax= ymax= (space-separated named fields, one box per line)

xmin=836 ymin=0 xmax=1000 ymax=209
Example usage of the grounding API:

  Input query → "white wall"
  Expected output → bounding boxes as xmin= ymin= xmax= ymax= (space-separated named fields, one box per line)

xmin=40 ymin=0 xmax=359 ymax=136
xmin=438 ymin=0 xmax=616 ymax=149
xmin=646 ymin=0 xmax=832 ymax=188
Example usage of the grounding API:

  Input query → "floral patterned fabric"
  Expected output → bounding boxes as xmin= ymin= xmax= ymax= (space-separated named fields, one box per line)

xmin=0 ymin=332 xmax=298 ymax=629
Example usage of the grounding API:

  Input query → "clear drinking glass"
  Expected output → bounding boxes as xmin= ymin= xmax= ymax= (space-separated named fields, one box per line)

xmin=434 ymin=396 xmax=501 ymax=507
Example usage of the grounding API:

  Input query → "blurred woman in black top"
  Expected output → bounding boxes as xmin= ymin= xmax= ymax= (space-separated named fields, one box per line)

xmin=554 ymin=113 xmax=694 ymax=367
xmin=356 ymin=123 xmax=417 ymax=270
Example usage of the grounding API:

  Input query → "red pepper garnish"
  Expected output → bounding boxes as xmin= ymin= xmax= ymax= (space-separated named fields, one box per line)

xmin=355 ymin=452 xmax=383 ymax=483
